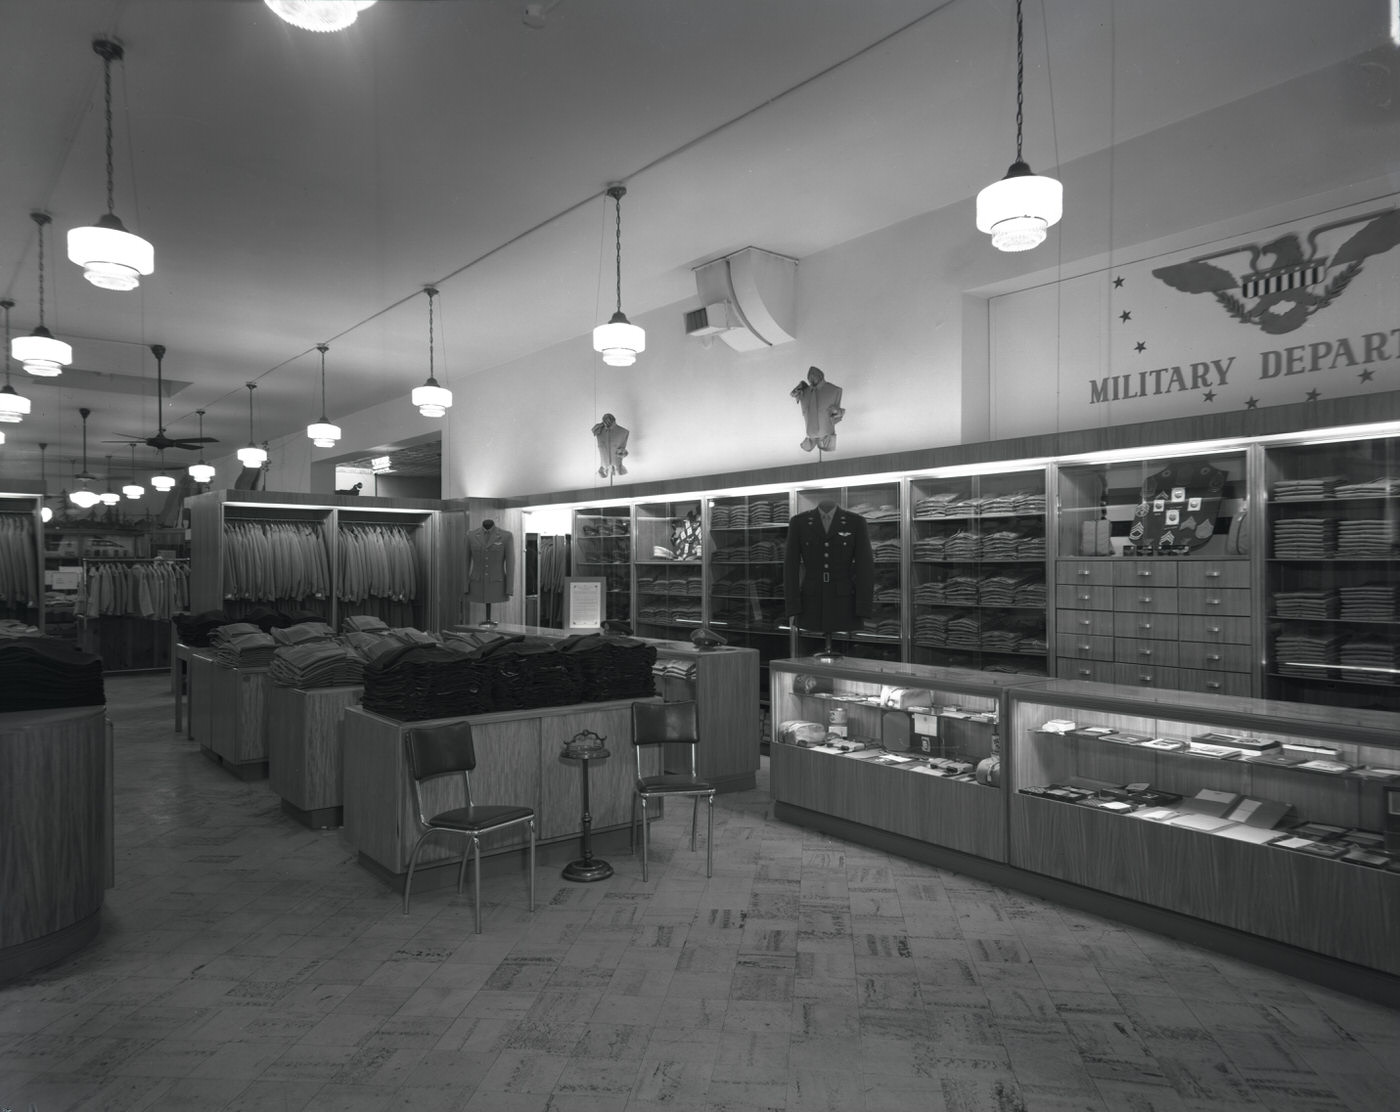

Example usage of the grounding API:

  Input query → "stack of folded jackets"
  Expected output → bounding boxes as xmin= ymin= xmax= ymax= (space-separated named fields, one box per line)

xmin=913 ymin=492 xmax=964 ymax=518
xmin=944 ymin=531 xmax=981 ymax=561
xmin=654 ymin=658 xmax=698 ymax=681
xmin=270 ymin=621 xmax=337 ymax=646
xmin=1274 ymin=589 xmax=1339 ymax=619
xmin=1334 ymin=477 xmax=1398 ymax=499
xmin=556 ymin=633 xmax=657 ymax=701
xmin=485 ymin=638 xmax=582 ymax=709
xmin=342 ymin=614 xmax=390 ymax=634
xmin=1272 ymin=477 xmax=1341 ymax=501
xmin=1336 ymin=519 xmax=1398 ymax=557
xmin=1272 ymin=518 xmax=1336 ymax=558
xmin=913 ymin=580 xmax=946 ymax=604
xmin=1338 ymin=583 xmax=1397 ymax=621
xmin=0 ymin=636 xmax=105 ymax=711
xmin=912 ymin=537 xmax=947 ymax=561
xmin=1338 ymin=638 xmax=1399 ymax=684
xmin=943 ymin=575 xmax=980 ymax=605
xmin=362 ymin=641 xmax=496 ymax=720
xmin=210 ymin=625 xmax=278 ymax=668
xmin=269 ymin=641 xmax=366 ymax=688
xmin=944 ymin=611 xmax=981 ymax=649
xmin=914 ymin=611 xmax=950 ymax=644
xmin=1274 ymin=631 xmax=1343 ymax=676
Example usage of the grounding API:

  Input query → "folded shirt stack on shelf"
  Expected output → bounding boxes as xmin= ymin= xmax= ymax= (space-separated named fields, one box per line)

xmin=555 ymin=633 xmax=657 ymax=702
xmin=912 ymin=492 xmax=966 ymax=518
xmin=871 ymin=537 xmax=902 ymax=563
xmin=1274 ymin=631 xmax=1347 ymax=675
xmin=1338 ymin=583 xmax=1398 ymax=621
xmin=912 ymin=537 xmax=947 ymax=561
xmin=1336 ymin=519 xmax=1399 ymax=557
xmin=0 ymin=636 xmax=105 ymax=712
xmin=1272 ymin=477 xmax=1342 ymax=501
xmin=269 ymin=641 xmax=366 ymax=689
xmin=1272 ymin=518 xmax=1337 ymax=558
xmin=1334 ymin=477 xmax=1400 ymax=499
xmin=1338 ymin=639 xmax=1400 ymax=684
xmin=363 ymin=642 xmax=496 ymax=720
xmin=1274 ymin=589 xmax=1340 ymax=619
xmin=653 ymin=658 xmax=698 ymax=681
xmin=342 ymin=614 xmax=390 ymax=634
xmin=485 ymin=638 xmax=584 ymax=710
xmin=943 ymin=531 xmax=981 ymax=561
xmin=269 ymin=622 xmax=338 ymax=646
xmin=209 ymin=624 xmax=278 ymax=668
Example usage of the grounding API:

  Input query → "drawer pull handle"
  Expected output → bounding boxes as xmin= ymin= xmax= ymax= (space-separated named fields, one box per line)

xmin=1078 ymin=619 xmax=1091 ymax=627
xmin=1078 ymin=593 xmax=1091 ymax=601
xmin=1206 ymin=682 xmax=1222 ymax=690
xmin=1139 ymin=596 xmax=1153 ymax=604
xmin=1137 ymin=570 xmax=1152 ymax=578
xmin=1139 ymin=648 xmax=1152 ymax=656
xmin=1139 ymin=674 xmax=1153 ymax=683
xmin=1139 ymin=623 xmax=1152 ymax=631
xmin=1078 ymin=569 xmax=1091 ymax=577
xmin=1078 ymin=668 xmax=1091 ymax=677
xmin=1207 ymin=571 xmax=1221 ymax=578
xmin=1207 ymin=654 xmax=1221 ymax=662
xmin=1208 ymin=626 xmax=1221 ymax=634
xmin=1079 ymin=644 xmax=1092 ymax=652
xmin=1207 ymin=598 xmax=1221 ymax=606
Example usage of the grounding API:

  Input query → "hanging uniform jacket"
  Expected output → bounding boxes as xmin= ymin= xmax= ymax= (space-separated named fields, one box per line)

xmin=466 ymin=525 xmax=514 ymax=604
xmin=783 ymin=507 xmax=874 ymax=633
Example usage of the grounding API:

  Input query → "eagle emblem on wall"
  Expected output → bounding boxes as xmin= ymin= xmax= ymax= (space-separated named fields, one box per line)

xmin=1152 ymin=208 xmax=1400 ymax=335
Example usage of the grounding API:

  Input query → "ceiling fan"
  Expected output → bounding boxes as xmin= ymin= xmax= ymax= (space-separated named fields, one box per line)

xmin=105 ymin=344 xmax=219 ymax=452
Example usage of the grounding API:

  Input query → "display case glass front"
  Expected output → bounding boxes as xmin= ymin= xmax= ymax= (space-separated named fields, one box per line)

xmin=707 ymin=491 xmax=790 ymax=697
xmin=909 ymin=466 xmax=1047 ymax=676
xmin=572 ymin=505 xmax=631 ymax=625
xmin=1265 ymin=434 xmax=1400 ymax=711
xmin=790 ymin=481 xmax=903 ymax=661
xmin=633 ymin=498 xmax=704 ymax=639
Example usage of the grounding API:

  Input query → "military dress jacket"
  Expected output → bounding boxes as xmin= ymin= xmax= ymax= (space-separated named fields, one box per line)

xmin=466 ymin=526 xmax=515 ymax=604
xmin=783 ymin=508 xmax=874 ymax=633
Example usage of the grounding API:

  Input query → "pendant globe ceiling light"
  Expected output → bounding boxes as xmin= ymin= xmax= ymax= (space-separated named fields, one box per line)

xmin=0 ymin=299 xmax=33 ymax=423
xmin=188 ymin=411 xmax=216 ymax=483
xmin=975 ymin=0 xmax=1062 ymax=252
xmin=411 ymin=288 xmax=453 ymax=418
xmin=238 ymin=383 xmax=268 ymax=468
xmin=592 ymin=184 xmax=645 ymax=367
xmin=123 ymin=443 xmax=145 ymax=499
xmin=69 ymin=408 xmax=103 ymax=509
xmin=265 ymin=0 xmax=376 ymax=33
xmin=12 ymin=213 xmax=73 ymax=376
xmin=150 ymin=450 xmax=176 ymax=492
xmin=99 ymin=455 xmax=121 ymax=506
xmin=67 ymin=39 xmax=154 ymax=292
xmin=307 ymin=344 xmax=342 ymax=447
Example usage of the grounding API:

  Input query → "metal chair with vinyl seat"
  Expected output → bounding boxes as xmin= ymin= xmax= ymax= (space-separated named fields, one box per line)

xmin=402 ymin=721 xmax=536 ymax=931
xmin=630 ymin=700 xmax=714 ymax=881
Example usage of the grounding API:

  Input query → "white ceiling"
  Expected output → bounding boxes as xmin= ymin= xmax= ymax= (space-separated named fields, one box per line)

xmin=0 ymin=0 xmax=1390 ymax=485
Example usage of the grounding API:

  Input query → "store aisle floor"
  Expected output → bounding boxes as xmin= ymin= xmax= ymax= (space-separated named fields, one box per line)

xmin=2 ymin=674 xmax=1398 ymax=1112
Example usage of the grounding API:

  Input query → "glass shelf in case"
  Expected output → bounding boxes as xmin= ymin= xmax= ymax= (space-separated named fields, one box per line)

xmin=707 ymin=492 xmax=791 ymax=698
xmin=1264 ymin=434 xmax=1400 ymax=711
xmin=634 ymin=498 xmax=704 ymax=639
xmin=572 ymin=505 xmax=631 ymax=624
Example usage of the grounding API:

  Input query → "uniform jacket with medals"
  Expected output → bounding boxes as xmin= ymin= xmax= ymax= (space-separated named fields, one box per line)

xmin=783 ymin=507 xmax=875 ymax=633
xmin=466 ymin=525 xmax=515 ymax=604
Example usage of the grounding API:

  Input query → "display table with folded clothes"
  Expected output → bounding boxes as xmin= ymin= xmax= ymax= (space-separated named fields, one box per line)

xmin=0 ymin=636 xmax=105 ymax=713
xmin=1 ymin=703 xmax=110 ymax=984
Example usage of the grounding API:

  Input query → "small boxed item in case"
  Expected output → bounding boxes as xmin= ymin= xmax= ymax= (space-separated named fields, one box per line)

xmin=1342 ymin=848 xmax=1391 ymax=868
xmin=1070 ymin=726 xmax=1117 ymax=741
xmin=1193 ymin=731 xmax=1278 ymax=751
xmin=1186 ymin=741 xmax=1243 ymax=760
xmin=1290 ymin=821 xmax=1349 ymax=841
xmin=1296 ymin=759 xmax=1354 ymax=774
xmin=1282 ymin=742 xmax=1342 ymax=761
xmin=1102 ymin=731 xmax=1153 ymax=745
xmin=1139 ymin=738 xmax=1186 ymax=751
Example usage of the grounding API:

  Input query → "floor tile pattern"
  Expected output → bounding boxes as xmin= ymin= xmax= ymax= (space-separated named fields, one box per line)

xmin=1 ymin=674 xmax=1397 ymax=1110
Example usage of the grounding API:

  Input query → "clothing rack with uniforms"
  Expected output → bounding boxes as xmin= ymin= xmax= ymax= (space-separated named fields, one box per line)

xmin=0 ymin=504 xmax=41 ymax=626
xmin=78 ymin=557 xmax=191 ymax=673
xmin=220 ymin=518 xmax=333 ymax=620
xmin=337 ymin=522 xmax=421 ymax=628
xmin=535 ymin=534 xmax=569 ymax=628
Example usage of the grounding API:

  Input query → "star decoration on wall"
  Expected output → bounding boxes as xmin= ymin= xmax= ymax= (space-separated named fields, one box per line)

xmin=1119 ymin=310 xmax=1132 ymax=322
xmin=1360 ymin=368 xmax=1375 ymax=382
xmin=1134 ymin=341 xmax=1146 ymax=353
xmin=1244 ymin=397 xmax=1259 ymax=409
xmin=1306 ymin=389 xmax=1321 ymax=401
xmin=1113 ymin=276 xmax=1124 ymax=288
xmin=1203 ymin=390 xmax=1216 ymax=402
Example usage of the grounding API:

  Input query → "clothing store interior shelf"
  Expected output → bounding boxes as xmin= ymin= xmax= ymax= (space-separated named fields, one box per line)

xmin=1 ymin=495 xmax=44 ymax=635
xmin=341 ymin=698 xmax=663 ymax=882
xmin=267 ymin=684 xmax=363 ymax=829
xmin=1263 ymin=435 xmax=1400 ymax=711
xmin=572 ymin=506 xmax=631 ymax=624
xmin=768 ymin=657 xmax=1028 ymax=861
xmin=1006 ymin=679 xmax=1400 ymax=978
xmin=0 ymin=706 xmax=109 ymax=984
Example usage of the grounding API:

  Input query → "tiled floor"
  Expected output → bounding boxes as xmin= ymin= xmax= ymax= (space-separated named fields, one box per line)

xmin=2 ymin=674 xmax=1398 ymax=1111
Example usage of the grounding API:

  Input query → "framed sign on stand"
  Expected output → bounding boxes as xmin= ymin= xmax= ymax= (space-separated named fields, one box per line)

xmin=564 ymin=576 xmax=606 ymax=630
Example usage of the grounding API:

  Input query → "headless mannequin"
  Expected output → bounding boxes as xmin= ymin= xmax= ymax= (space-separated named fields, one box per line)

xmin=793 ymin=497 xmax=843 ymax=662
xmin=480 ymin=520 xmax=498 ymax=628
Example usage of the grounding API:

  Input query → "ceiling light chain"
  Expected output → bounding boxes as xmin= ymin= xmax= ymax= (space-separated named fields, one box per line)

xmin=188 ymin=411 xmax=216 ymax=483
xmin=70 ymin=408 xmax=102 ymax=508
xmin=307 ymin=343 xmax=342 ymax=446
xmin=12 ymin=212 xmax=74 ymax=377
xmin=974 ymin=0 xmax=1063 ymax=253
xmin=124 ymin=442 xmax=145 ymax=499
xmin=592 ymin=184 xmax=646 ymax=367
xmin=102 ymin=40 xmax=117 ymax=217
xmin=238 ymin=382 xmax=268 ymax=468
xmin=411 ymin=287 xmax=453 ymax=418
xmin=0 ymin=299 xmax=33 ymax=423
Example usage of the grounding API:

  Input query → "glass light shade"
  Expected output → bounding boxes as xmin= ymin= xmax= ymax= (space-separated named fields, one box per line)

xmin=12 ymin=327 xmax=73 ymax=376
xmin=99 ymin=490 xmax=121 ymax=506
xmin=307 ymin=420 xmax=341 ymax=448
xmin=66 ymin=215 xmax=155 ymax=291
xmin=0 ymin=384 xmax=30 ymax=422
xmin=150 ymin=472 xmax=176 ymax=492
xmin=412 ymin=378 xmax=452 ymax=418
xmin=0 ymin=429 xmax=4 ymax=444
xmin=188 ymin=461 xmax=216 ymax=483
xmin=976 ymin=162 xmax=1063 ymax=253
xmin=40 ymin=505 xmax=53 ymax=523
xmin=237 ymin=443 xmax=268 ymax=468
xmin=122 ymin=482 xmax=144 ymax=499
xmin=592 ymin=311 xmax=646 ymax=367
xmin=69 ymin=487 xmax=101 ymax=508
xmin=265 ymin=0 xmax=375 ymax=32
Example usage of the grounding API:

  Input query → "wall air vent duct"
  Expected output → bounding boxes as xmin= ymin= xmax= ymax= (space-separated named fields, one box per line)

xmin=685 ymin=247 xmax=797 ymax=352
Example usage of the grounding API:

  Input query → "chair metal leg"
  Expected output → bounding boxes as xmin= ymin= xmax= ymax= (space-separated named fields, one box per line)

xmin=640 ymin=795 xmax=650 ymax=882
xmin=690 ymin=797 xmax=699 ymax=851
xmin=472 ymin=839 xmax=483 ymax=935
xmin=528 ymin=818 xmax=536 ymax=912
xmin=456 ymin=838 xmax=470 ymax=897
xmin=403 ymin=829 xmax=434 ymax=915
xmin=629 ymin=792 xmax=639 ymax=855
xmin=706 ymin=795 xmax=714 ymax=878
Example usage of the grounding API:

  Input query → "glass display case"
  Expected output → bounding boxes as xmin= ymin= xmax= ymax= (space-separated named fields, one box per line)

xmin=571 ymin=504 xmax=631 ymax=625
xmin=909 ymin=466 xmax=1047 ymax=676
xmin=790 ymin=481 xmax=903 ymax=662
xmin=633 ymin=498 xmax=704 ymax=639
xmin=707 ymin=491 xmax=790 ymax=697
xmin=1055 ymin=450 xmax=1253 ymax=697
xmin=1264 ymin=433 xmax=1400 ymax=712
xmin=1005 ymin=679 xmax=1400 ymax=978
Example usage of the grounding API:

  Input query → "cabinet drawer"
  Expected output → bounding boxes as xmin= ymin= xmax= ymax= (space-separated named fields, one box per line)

xmin=1177 ymin=668 xmax=1251 ymax=697
xmin=1055 ymin=609 xmax=1116 ymax=637
xmin=1177 ymin=615 xmax=1251 ymax=643
xmin=1112 ymin=560 xmax=1179 ymax=587
xmin=1113 ymin=662 xmax=1183 ymax=690
xmin=1112 ymin=586 xmax=1180 ymax=613
xmin=1178 ymin=641 xmax=1253 ymax=672
xmin=1177 ymin=560 xmax=1250 ymax=589
xmin=1113 ymin=612 xmax=1179 ymax=641
xmin=1114 ymin=638 xmax=1180 ymax=668
xmin=1057 ymin=659 xmax=1116 ymax=684
xmin=1056 ymin=584 xmax=1114 ymax=610
xmin=1056 ymin=633 xmax=1115 ymax=662
xmin=1178 ymin=587 xmax=1251 ymax=616
xmin=1056 ymin=560 xmax=1116 ymax=587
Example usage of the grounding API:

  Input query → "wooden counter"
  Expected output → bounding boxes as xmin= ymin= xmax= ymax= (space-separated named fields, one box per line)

xmin=202 ymin=662 xmax=271 ymax=780
xmin=268 ymin=684 xmax=363 ymax=829
xmin=342 ymin=697 xmax=660 ymax=883
xmin=1 ymin=705 xmax=108 ymax=983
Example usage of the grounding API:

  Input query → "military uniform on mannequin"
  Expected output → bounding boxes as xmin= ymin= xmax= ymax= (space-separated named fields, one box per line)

xmin=783 ymin=498 xmax=874 ymax=633
xmin=466 ymin=519 xmax=515 ymax=604
xmin=593 ymin=413 xmax=629 ymax=478
xmin=790 ymin=366 xmax=844 ymax=452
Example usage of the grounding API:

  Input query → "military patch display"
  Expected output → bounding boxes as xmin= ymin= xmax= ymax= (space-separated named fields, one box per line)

xmin=1127 ymin=457 xmax=1227 ymax=554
